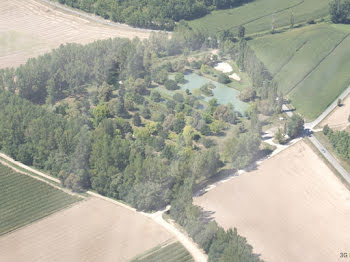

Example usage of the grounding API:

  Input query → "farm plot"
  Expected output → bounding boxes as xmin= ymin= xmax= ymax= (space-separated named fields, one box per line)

xmin=189 ymin=0 xmax=329 ymax=35
xmin=130 ymin=242 xmax=194 ymax=262
xmin=0 ymin=197 xmax=173 ymax=262
xmin=0 ymin=0 xmax=150 ymax=69
xmin=0 ymin=163 xmax=79 ymax=235
xmin=194 ymin=140 xmax=350 ymax=262
xmin=249 ymin=23 xmax=350 ymax=120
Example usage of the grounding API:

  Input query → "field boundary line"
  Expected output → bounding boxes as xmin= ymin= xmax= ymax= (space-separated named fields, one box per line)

xmin=0 ymin=158 xmax=83 ymax=199
xmin=0 ymin=198 xmax=84 ymax=237
xmin=88 ymin=191 xmax=207 ymax=262
xmin=0 ymin=152 xmax=59 ymax=183
xmin=35 ymin=0 xmax=156 ymax=33
xmin=287 ymin=32 xmax=350 ymax=95
xmin=220 ymin=0 xmax=305 ymax=32
xmin=272 ymin=40 xmax=307 ymax=77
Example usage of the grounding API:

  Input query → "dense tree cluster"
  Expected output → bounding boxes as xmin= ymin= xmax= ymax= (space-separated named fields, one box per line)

xmin=0 ymin=27 xmax=263 ymax=212
xmin=286 ymin=114 xmax=304 ymax=139
xmin=329 ymin=0 xmax=350 ymax=24
xmin=55 ymin=0 xmax=253 ymax=30
xmin=323 ymin=125 xmax=350 ymax=159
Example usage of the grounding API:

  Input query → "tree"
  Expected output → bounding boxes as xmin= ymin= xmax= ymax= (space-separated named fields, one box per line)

xmin=150 ymin=90 xmax=161 ymax=102
xmin=323 ymin=124 xmax=331 ymax=135
xmin=238 ymin=25 xmax=245 ymax=38
xmin=93 ymin=103 xmax=110 ymax=127
xmin=329 ymin=0 xmax=350 ymax=24
xmin=275 ymin=128 xmax=285 ymax=144
xmin=175 ymin=72 xmax=185 ymax=84
xmin=183 ymin=125 xmax=195 ymax=147
xmin=165 ymin=79 xmax=179 ymax=90
xmin=133 ymin=112 xmax=142 ymax=126
xmin=287 ymin=114 xmax=304 ymax=138
xmin=173 ymin=113 xmax=186 ymax=134
xmin=218 ymin=73 xmax=230 ymax=84
xmin=338 ymin=98 xmax=342 ymax=106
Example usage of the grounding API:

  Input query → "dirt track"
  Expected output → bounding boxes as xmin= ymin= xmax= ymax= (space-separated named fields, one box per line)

xmin=194 ymin=140 xmax=350 ymax=262
xmin=0 ymin=0 xmax=150 ymax=69
xmin=0 ymin=197 xmax=173 ymax=262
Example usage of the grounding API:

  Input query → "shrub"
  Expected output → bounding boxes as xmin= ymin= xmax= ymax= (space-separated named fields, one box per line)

xmin=165 ymin=79 xmax=179 ymax=90
xmin=218 ymin=73 xmax=230 ymax=84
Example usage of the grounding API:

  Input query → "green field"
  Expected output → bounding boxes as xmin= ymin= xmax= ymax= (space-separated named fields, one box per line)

xmin=130 ymin=242 xmax=194 ymax=262
xmin=249 ymin=23 xmax=350 ymax=120
xmin=189 ymin=0 xmax=330 ymax=35
xmin=0 ymin=164 xmax=80 ymax=235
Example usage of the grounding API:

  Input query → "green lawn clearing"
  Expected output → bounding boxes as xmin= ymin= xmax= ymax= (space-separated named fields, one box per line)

xmin=189 ymin=0 xmax=330 ymax=36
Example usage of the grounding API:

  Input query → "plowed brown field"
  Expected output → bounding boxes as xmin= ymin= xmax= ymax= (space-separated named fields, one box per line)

xmin=194 ymin=140 xmax=350 ymax=262
xmin=0 ymin=197 xmax=173 ymax=262
xmin=0 ymin=0 xmax=150 ymax=69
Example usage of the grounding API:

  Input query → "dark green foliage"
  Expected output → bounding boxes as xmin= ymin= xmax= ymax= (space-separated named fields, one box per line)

xmin=329 ymin=0 xmax=350 ymax=24
xmin=200 ymin=83 xmax=215 ymax=96
xmin=217 ymin=73 xmax=230 ymax=84
xmin=141 ymin=107 xmax=151 ymax=119
xmin=133 ymin=112 xmax=142 ymax=126
xmin=165 ymin=79 xmax=180 ymax=90
xmin=150 ymin=90 xmax=162 ymax=102
xmin=286 ymin=114 xmax=304 ymax=139
xmin=54 ymin=0 xmax=253 ymax=30
xmin=237 ymin=39 xmax=273 ymax=87
xmin=175 ymin=72 xmax=186 ymax=84
xmin=173 ymin=113 xmax=186 ymax=134
xmin=324 ymin=126 xmax=350 ymax=159
xmin=213 ymin=105 xmax=236 ymax=124
xmin=238 ymin=25 xmax=246 ymax=38
xmin=223 ymin=131 xmax=261 ymax=169
xmin=173 ymin=93 xmax=185 ymax=103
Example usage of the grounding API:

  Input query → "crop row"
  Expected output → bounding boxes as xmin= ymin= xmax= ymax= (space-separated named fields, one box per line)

xmin=0 ymin=164 xmax=80 ymax=235
xmin=132 ymin=242 xmax=194 ymax=262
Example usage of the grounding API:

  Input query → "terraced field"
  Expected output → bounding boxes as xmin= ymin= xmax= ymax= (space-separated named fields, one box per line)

xmin=0 ymin=163 xmax=80 ymax=235
xmin=0 ymin=0 xmax=150 ymax=69
xmin=189 ymin=0 xmax=330 ymax=35
xmin=249 ymin=23 xmax=350 ymax=120
xmin=130 ymin=242 xmax=194 ymax=262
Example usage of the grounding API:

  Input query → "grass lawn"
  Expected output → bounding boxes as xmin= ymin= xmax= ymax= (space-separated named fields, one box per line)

xmin=189 ymin=0 xmax=330 ymax=35
xmin=290 ymin=35 xmax=350 ymax=120
xmin=0 ymin=164 xmax=80 ymax=235
xmin=249 ymin=23 xmax=350 ymax=120
xmin=130 ymin=241 xmax=194 ymax=262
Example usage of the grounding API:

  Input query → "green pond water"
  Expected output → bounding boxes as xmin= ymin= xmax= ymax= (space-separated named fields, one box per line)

xmin=177 ymin=73 xmax=248 ymax=113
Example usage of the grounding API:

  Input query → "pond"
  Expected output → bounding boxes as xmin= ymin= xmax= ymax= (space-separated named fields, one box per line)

xmin=179 ymin=73 xmax=248 ymax=114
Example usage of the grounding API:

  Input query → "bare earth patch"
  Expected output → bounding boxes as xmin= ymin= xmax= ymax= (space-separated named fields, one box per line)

xmin=229 ymin=72 xmax=241 ymax=82
xmin=0 ymin=0 xmax=150 ymax=69
xmin=0 ymin=197 xmax=173 ymax=262
xmin=320 ymin=94 xmax=350 ymax=131
xmin=214 ymin=62 xmax=233 ymax=73
xmin=194 ymin=140 xmax=350 ymax=262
